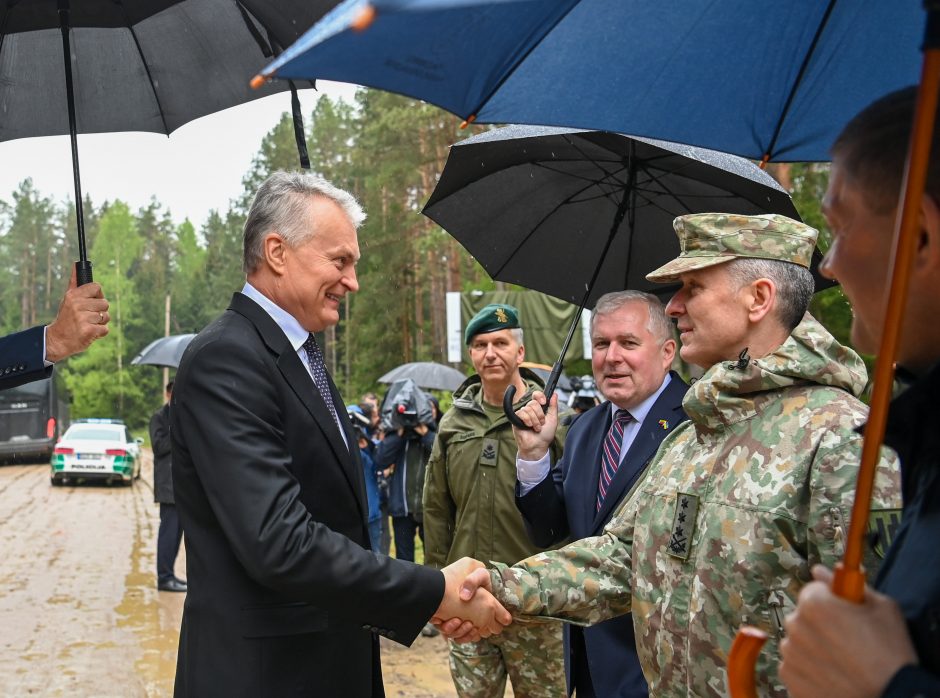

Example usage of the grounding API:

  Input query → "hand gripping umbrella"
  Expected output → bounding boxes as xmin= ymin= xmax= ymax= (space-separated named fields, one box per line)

xmin=726 ymin=3 xmax=940 ymax=695
xmin=0 ymin=0 xmax=337 ymax=285
xmin=421 ymin=126 xmax=826 ymax=427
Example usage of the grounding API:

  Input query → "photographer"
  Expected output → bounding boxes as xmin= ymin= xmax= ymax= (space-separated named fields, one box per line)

xmin=374 ymin=380 xmax=437 ymax=564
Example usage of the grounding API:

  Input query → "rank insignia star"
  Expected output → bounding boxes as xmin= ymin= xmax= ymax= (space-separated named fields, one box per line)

xmin=667 ymin=492 xmax=700 ymax=560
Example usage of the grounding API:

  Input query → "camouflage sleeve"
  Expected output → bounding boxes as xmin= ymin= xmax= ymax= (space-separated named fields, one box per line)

xmin=807 ymin=432 xmax=902 ymax=574
xmin=488 ymin=507 xmax=635 ymax=626
xmin=421 ymin=431 xmax=455 ymax=569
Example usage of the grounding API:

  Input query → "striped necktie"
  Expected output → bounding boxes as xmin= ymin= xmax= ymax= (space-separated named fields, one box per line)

xmin=302 ymin=333 xmax=341 ymax=431
xmin=597 ymin=409 xmax=633 ymax=511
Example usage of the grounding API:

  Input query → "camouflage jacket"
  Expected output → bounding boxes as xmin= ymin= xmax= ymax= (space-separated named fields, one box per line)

xmin=423 ymin=369 xmax=567 ymax=569
xmin=491 ymin=315 xmax=902 ymax=697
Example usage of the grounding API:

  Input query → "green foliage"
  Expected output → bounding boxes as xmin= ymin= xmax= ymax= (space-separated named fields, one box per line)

xmin=783 ymin=162 xmax=874 ymax=380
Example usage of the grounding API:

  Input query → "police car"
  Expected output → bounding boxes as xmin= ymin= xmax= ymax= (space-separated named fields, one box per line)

xmin=50 ymin=419 xmax=143 ymax=486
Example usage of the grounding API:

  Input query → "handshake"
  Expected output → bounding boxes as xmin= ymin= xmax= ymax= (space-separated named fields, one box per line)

xmin=432 ymin=558 xmax=512 ymax=642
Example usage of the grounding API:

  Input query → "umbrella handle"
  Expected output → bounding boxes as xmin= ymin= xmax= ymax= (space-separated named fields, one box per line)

xmin=502 ymin=383 xmax=553 ymax=430
xmin=726 ymin=626 xmax=768 ymax=698
xmin=76 ymin=260 xmax=93 ymax=286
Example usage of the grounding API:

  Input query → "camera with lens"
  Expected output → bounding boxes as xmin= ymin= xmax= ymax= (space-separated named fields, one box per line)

xmin=380 ymin=378 xmax=434 ymax=432
xmin=567 ymin=374 xmax=600 ymax=413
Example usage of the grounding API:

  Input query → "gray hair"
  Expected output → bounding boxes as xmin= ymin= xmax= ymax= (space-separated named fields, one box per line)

xmin=591 ymin=291 xmax=673 ymax=344
xmin=243 ymin=171 xmax=366 ymax=273
xmin=725 ymin=258 xmax=814 ymax=331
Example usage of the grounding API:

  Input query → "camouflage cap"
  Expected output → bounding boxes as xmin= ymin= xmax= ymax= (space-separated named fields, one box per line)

xmin=465 ymin=303 xmax=520 ymax=344
xmin=645 ymin=213 xmax=818 ymax=283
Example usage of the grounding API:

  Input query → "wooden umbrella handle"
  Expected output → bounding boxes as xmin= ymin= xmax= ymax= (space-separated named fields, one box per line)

xmin=728 ymin=8 xmax=940 ymax=696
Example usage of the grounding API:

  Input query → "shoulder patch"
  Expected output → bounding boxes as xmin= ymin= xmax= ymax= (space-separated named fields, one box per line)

xmin=667 ymin=492 xmax=699 ymax=560
xmin=868 ymin=509 xmax=902 ymax=559
xmin=479 ymin=437 xmax=498 ymax=467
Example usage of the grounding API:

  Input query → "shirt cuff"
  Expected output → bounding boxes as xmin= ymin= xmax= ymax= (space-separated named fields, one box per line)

xmin=516 ymin=451 xmax=551 ymax=495
xmin=42 ymin=326 xmax=53 ymax=366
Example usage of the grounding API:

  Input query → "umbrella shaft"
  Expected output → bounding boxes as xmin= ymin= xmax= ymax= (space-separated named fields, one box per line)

xmin=58 ymin=0 xmax=87 ymax=265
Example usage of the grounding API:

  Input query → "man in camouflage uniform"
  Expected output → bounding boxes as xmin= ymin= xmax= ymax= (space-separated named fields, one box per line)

xmin=423 ymin=303 xmax=568 ymax=698
xmin=456 ymin=214 xmax=902 ymax=697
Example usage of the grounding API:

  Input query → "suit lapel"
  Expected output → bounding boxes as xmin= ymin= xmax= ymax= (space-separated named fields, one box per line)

xmin=230 ymin=293 xmax=365 ymax=517
xmin=591 ymin=375 xmax=689 ymax=531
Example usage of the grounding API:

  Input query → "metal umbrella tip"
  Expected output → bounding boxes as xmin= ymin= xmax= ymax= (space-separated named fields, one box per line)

xmin=250 ymin=74 xmax=268 ymax=90
xmin=460 ymin=114 xmax=477 ymax=129
xmin=351 ymin=4 xmax=376 ymax=32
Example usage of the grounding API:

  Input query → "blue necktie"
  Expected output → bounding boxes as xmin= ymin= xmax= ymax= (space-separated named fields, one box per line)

xmin=597 ymin=409 xmax=633 ymax=511
xmin=303 ymin=334 xmax=341 ymax=431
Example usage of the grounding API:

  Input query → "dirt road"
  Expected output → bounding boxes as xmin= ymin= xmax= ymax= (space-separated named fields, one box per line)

xmin=0 ymin=454 xmax=462 ymax=697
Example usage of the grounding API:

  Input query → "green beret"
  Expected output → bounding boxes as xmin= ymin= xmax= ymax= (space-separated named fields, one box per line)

xmin=465 ymin=303 xmax=520 ymax=344
xmin=646 ymin=213 xmax=818 ymax=283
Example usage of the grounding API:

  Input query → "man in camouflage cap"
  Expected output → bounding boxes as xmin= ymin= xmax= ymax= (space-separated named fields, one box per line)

xmin=452 ymin=213 xmax=901 ymax=697
xmin=423 ymin=302 xmax=568 ymax=698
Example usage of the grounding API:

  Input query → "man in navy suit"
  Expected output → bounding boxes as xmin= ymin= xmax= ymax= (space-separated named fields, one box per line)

xmin=512 ymin=290 xmax=689 ymax=697
xmin=0 ymin=267 xmax=110 ymax=390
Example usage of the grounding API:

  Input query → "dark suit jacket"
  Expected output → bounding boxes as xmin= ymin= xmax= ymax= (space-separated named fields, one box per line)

xmin=149 ymin=403 xmax=173 ymax=504
xmin=0 ymin=326 xmax=52 ymax=390
xmin=171 ymin=293 xmax=443 ymax=697
xmin=516 ymin=372 xmax=688 ymax=698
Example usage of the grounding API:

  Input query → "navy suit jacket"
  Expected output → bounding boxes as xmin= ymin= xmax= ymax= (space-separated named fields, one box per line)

xmin=0 ymin=326 xmax=52 ymax=390
xmin=516 ymin=372 xmax=688 ymax=698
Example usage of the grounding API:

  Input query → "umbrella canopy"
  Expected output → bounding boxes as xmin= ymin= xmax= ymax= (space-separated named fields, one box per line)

xmin=423 ymin=125 xmax=827 ymax=306
xmin=1 ymin=0 xmax=336 ymax=282
xmin=378 ymin=361 xmax=466 ymax=392
xmin=131 ymin=334 xmax=196 ymax=370
xmin=0 ymin=0 xmax=335 ymax=142
xmin=257 ymin=0 xmax=922 ymax=162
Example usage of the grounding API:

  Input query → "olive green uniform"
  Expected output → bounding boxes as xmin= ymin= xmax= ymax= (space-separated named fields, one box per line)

xmin=424 ymin=369 xmax=568 ymax=698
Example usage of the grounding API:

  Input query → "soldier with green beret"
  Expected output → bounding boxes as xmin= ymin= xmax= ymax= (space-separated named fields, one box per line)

xmin=424 ymin=303 xmax=568 ymax=697
xmin=453 ymin=213 xmax=902 ymax=697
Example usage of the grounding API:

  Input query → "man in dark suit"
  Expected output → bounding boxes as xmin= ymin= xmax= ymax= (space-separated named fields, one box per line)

xmin=170 ymin=171 xmax=510 ymax=697
xmin=512 ymin=291 xmax=689 ymax=697
xmin=0 ymin=267 xmax=109 ymax=390
xmin=149 ymin=381 xmax=186 ymax=593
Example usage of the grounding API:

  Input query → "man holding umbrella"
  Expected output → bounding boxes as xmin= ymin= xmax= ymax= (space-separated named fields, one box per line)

xmin=512 ymin=290 xmax=688 ymax=698
xmin=779 ymin=87 xmax=940 ymax=697
xmin=454 ymin=213 xmax=902 ymax=696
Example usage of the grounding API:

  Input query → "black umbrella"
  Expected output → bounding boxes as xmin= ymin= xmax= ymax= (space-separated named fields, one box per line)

xmin=131 ymin=334 xmax=196 ymax=370
xmin=0 ymin=0 xmax=337 ymax=284
xmin=378 ymin=362 xmax=466 ymax=392
xmin=422 ymin=125 xmax=824 ymax=426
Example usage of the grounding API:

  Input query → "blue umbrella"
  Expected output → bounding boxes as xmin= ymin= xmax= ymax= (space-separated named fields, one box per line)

xmin=255 ymin=0 xmax=922 ymax=162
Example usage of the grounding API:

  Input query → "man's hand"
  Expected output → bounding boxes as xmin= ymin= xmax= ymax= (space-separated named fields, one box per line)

xmin=432 ymin=558 xmax=511 ymax=643
xmin=512 ymin=391 xmax=558 ymax=461
xmin=779 ymin=565 xmax=918 ymax=698
xmin=414 ymin=423 xmax=429 ymax=436
xmin=45 ymin=266 xmax=109 ymax=363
